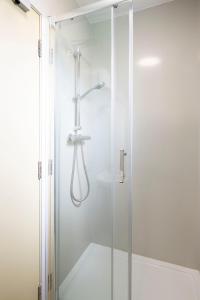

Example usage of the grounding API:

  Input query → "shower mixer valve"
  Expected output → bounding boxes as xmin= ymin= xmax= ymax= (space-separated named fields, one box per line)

xmin=68 ymin=133 xmax=91 ymax=144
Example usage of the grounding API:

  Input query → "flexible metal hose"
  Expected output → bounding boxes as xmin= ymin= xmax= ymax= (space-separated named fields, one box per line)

xmin=70 ymin=143 xmax=90 ymax=207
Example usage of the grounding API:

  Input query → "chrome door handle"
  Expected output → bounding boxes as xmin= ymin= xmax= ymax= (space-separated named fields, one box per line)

xmin=120 ymin=149 xmax=127 ymax=183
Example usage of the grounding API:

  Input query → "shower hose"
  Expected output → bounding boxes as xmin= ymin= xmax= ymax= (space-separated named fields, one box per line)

xmin=70 ymin=143 xmax=90 ymax=207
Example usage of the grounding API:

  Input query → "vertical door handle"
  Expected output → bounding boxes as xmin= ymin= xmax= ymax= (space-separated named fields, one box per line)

xmin=120 ymin=149 xmax=127 ymax=183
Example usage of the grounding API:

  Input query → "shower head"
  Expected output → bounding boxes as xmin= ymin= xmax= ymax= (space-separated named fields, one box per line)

xmin=94 ymin=81 xmax=105 ymax=89
xmin=80 ymin=81 xmax=105 ymax=99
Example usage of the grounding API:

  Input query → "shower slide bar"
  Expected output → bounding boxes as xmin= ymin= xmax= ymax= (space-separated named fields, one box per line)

xmin=51 ymin=0 xmax=131 ymax=23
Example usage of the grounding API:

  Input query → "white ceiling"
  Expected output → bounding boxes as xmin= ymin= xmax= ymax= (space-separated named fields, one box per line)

xmin=75 ymin=0 xmax=174 ymax=12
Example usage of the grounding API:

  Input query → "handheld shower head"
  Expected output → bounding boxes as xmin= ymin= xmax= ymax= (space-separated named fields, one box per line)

xmin=94 ymin=81 xmax=105 ymax=89
xmin=80 ymin=81 xmax=105 ymax=99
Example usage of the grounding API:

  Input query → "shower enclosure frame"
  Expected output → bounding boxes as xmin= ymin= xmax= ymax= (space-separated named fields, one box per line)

xmin=49 ymin=1 xmax=134 ymax=300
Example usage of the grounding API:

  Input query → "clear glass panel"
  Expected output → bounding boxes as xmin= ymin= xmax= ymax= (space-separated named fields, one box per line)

xmin=133 ymin=0 xmax=200 ymax=299
xmin=54 ymin=7 xmax=113 ymax=300
xmin=112 ymin=3 xmax=133 ymax=300
xmin=54 ymin=3 xmax=133 ymax=300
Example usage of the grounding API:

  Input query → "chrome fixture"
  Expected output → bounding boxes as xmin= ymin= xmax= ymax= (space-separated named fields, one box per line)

xmin=119 ymin=149 xmax=127 ymax=183
xmin=80 ymin=82 xmax=105 ymax=100
xmin=69 ymin=48 xmax=105 ymax=207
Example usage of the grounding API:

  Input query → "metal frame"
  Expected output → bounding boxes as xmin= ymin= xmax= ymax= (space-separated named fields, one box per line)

xmin=38 ymin=15 xmax=54 ymax=300
xmin=51 ymin=0 xmax=130 ymax=23
xmin=50 ymin=0 xmax=174 ymax=23
xmin=128 ymin=4 xmax=134 ymax=300
xmin=25 ymin=6 xmax=47 ymax=300
xmin=31 ymin=4 xmax=52 ymax=300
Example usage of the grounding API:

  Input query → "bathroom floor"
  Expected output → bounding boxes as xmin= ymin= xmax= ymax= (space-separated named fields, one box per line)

xmin=59 ymin=243 xmax=200 ymax=300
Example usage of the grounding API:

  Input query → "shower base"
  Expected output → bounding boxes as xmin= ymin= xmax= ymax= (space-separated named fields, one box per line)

xmin=59 ymin=243 xmax=200 ymax=300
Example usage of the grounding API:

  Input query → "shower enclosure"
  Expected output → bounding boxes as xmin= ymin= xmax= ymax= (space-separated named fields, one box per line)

xmin=53 ymin=0 xmax=200 ymax=299
xmin=54 ymin=1 xmax=133 ymax=300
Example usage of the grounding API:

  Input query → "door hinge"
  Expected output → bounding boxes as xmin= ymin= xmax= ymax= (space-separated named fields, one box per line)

xmin=38 ymin=39 xmax=42 ymax=58
xmin=48 ymin=159 xmax=53 ymax=176
xmin=38 ymin=285 xmax=42 ymax=300
xmin=48 ymin=273 xmax=53 ymax=291
xmin=38 ymin=161 xmax=42 ymax=180
xmin=49 ymin=48 xmax=54 ymax=64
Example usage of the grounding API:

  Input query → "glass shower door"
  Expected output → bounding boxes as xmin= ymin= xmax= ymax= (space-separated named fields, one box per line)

xmin=54 ymin=2 xmax=133 ymax=300
xmin=111 ymin=3 xmax=133 ymax=300
xmin=54 ymin=7 xmax=113 ymax=300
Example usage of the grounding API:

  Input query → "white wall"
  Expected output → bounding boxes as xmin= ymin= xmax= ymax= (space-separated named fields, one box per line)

xmin=0 ymin=1 xmax=40 ymax=299
xmin=133 ymin=0 xmax=200 ymax=269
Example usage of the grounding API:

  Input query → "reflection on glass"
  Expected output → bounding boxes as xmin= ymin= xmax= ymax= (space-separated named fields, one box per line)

xmin=138 ymin=56 xmax=161 ymax=67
